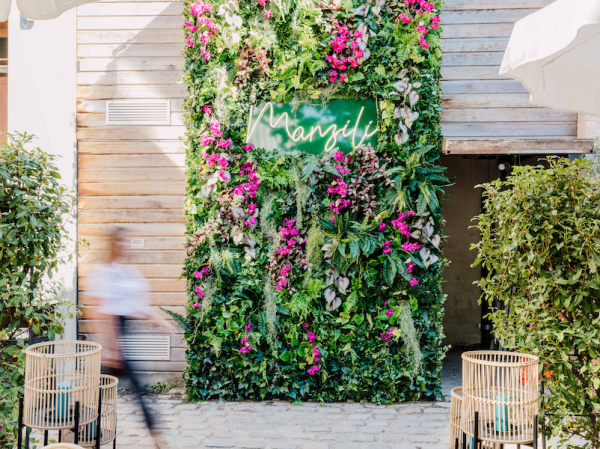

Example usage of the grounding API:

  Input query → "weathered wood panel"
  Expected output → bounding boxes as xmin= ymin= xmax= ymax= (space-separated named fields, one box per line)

xmin=443 ymin=139 xmax=594 ymax=154
xmin=440 ymin=0 xmax=582 ymax=145
xmin=77 ymin=29 xmax=184 ymax=44
xmin=77 ymin=2 xmax=188 ymax=370
xmin=79 ymin=57 xmax=184 ymax=72
xmin=79 ymin=182 xmax=186 ymax=196
xmin=78 ymin=71 xmax=182 ymax=86
xmin=79 ymin=154 xmax=185 ymax=168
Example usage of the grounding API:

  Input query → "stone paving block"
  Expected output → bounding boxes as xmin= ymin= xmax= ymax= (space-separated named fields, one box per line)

xmin=307 ymin=426 xmax=330 ymax=432
xmin=318 ymin=433 xmax=347 ymax=441
xmin=179 ymin=429 xmax=214 ymax=438
xmin=248 ymin=431 xmax=284 ymax=439
xmin=377 ymin=433 xmax=405 ymax=442
xmin=173 ymin=438 xmax=205 ymax=447
xmin=204 ymin=439 xmax=238 ymax=447
xmin=390 ymin=444 xmax=417 ymax=449
xmin=360 ymin=426 xmax=386 ymax=434
xmin=348 ymin=433 xmax=375 ymax=442
xmin=330 ymin=444 xmax=360 ymax=449
xmin=331 ymin=426 xmax=358 ymax=433
xmin=302 ymin=443 xmax=329 ymax=449
xmin=174 ymin=404 xmax=199 ymax=410
xmin=367 ymin=444 xmax=389 ymax=449
xmin=282 ymin=431 xmax=316 ymax=440
xmin=407 ymin=434 xmax=438 ymax=443
xmin=237 ymin=440 xmax=266 ymax=448
xmin=267 ymin=443 xmax=298 ymax=449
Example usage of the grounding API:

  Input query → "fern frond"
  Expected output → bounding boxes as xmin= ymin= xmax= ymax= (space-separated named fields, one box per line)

xmin=160 ymin=307 xmax=193 ymax=334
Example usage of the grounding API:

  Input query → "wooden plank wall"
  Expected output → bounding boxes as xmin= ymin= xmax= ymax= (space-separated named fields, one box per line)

xmin=440 ymin=0 xmax=578 ymax=139
xmin=76 ymin=0 xmax=187 ymax=372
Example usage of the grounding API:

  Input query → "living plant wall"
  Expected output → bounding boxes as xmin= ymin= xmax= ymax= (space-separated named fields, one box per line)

xmin=176 ymin=0 xmax=448 ymax=402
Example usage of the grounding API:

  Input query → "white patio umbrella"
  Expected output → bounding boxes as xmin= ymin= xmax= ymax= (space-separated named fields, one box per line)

xmin=0 ymin=0 xmax=96 ymax=21
xmin=500 ymin=0 xmax=600 ymax=117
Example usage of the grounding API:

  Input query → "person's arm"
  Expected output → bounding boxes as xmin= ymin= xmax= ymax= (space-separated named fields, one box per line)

xmin=145 ymin=307 xmax=177 ymax=336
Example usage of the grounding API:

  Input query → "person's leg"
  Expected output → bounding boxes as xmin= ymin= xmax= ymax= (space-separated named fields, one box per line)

xmin=120 ymin=356 xmax=156 ymax=430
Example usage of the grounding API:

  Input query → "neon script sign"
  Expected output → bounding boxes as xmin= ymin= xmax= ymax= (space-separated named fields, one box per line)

xmin=246 ymin=99 xmax=378 ymax=155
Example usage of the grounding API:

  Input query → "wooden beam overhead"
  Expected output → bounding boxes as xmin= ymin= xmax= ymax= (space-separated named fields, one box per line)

xmin=442 ymin=139 xmax=595 ymax=155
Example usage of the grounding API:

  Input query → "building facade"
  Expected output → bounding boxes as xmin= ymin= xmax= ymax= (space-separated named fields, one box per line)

xmin=5 ymin=0 xmax=594 ymax=381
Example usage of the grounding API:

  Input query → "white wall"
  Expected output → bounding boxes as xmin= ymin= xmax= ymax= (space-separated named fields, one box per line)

xmin=8 ymin=8 xmax=78 ymax=340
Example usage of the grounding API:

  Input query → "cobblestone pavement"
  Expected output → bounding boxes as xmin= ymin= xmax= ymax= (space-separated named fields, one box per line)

xmin=114 ymin=392 xmax=452 ymax=449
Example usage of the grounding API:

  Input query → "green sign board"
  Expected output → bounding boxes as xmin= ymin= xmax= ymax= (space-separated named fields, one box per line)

xmin=246 ymin=99 xmax=378 ymax=155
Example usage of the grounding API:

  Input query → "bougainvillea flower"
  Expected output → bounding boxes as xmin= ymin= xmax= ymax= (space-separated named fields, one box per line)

xmin=378 ymin=222 xmax=387 ymax=231
xmin=192 ymin=303 xmax=200 ymax=309
xmin=410 ymin=277 xmax=420 ymax=286
xmin=264 ymin=9 xmax=272 ymax=18
xmin=243 ymin=144 xmax=253 ymax=151
xmin=386 ymin=309 xmax=394 ymax=317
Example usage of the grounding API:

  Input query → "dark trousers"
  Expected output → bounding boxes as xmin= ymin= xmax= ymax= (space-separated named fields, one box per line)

xmin=103 ymin=315 xmax=156 ymax=431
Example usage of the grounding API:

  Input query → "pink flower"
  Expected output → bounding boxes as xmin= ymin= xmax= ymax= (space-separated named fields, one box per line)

xmin=430 ymin=16 xmax=440 ymax=30
xmin=306 ymin=332 xmax=316 ymax=343
xmin=382 ymin=241 xmax=392 ymax=255
xmin=195 ymin=286 xmax=205 ymax=298
xmin=410 ymin=277 xmax=420 ymax=286
xmin=203 ymin=105 xmax=212 ymax=115
xmin=353 ymin=30 xmax=362 ymax=39
xmin=192 ymin=303 xmax=200 ymax=309
xmin=328 ymin=71 xmax=338 ymax=83
xmin=245 ymin=322 xmax=253 ymax=333
xmin=384 ymin=300 xmax=389 ymax=306
xmin=258 ymin=0 xmax=266 ymax=5
xmin=248 ymin=203 xmax=257 ymax=215
xmin=386 ymin=309 xmax=394 ymax=317
xmin=419 ymin=35 xmax=429 ymax=50
xmin=399 ymin=13 xmax=412 ymax=24
xmin=416 ymin=24 xmax=429 ymax=34
xmin=240 ymin=346 xmax=249 ymax=354
xmin=186 ymin=36 xmax=194 ymax=46
xmin=406 ymin=262 xmax=417 ymax=274
xmin=301 ymin=323 xmax=309 ymax=331
xmin=331 ymin=37 xmax=347 ymax=53
xmin=378 ymin=222 xmax=387 ymax=231
xmin=184 ymin=22 xmax=198 ymax=32
xmin=203 ymin=52 xmax=212 ymax=60
xmin=402 ymin=242 xmax=423 ymax=252
xmin=339 ymin=73 xmax=348 ymax=82
xmin=243 ymin=144 xmax=253 ymax=152
xmin=334 ymin=151 xmax=344 ymax=163
xmin=307 ymin=365 xmax=321 ymax=376
xmin=264 ymin=9 xmax=272 ymax=18
xmin=347 ymin=57 xmax=358 ymax=69
xmin=407 ymin=211 xmax=416 ymax=217
xmin=200 ymin=134 xmax=215 ymax=145
xmin=216 ymin=139 xmax=231 ymax=148
xmin=335 ymin=165 xmax=350 ymax=175
xmin=330 ymin=217 xmax=336 ymax=223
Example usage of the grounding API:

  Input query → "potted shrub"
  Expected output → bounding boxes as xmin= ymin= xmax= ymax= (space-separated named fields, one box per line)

xmin=473 ymin=157 xmax=600 ymax=448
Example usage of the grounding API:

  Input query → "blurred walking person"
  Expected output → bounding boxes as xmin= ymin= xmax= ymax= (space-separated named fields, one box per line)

xmin=86 ymin=227 xmax=175 ymax=448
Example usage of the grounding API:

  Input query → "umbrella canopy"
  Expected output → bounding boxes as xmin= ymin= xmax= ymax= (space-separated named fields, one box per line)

xmin=0 ymin=0 xmax=96 ymax=21
xmin=500 ymin=0 xmax=600 ymax=117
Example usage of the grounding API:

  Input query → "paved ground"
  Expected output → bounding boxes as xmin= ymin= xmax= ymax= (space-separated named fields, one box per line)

xmin=32 ymin=351 xmax=559 ymax=449
xmin=115 ymin=394 xmax=452 ymax=449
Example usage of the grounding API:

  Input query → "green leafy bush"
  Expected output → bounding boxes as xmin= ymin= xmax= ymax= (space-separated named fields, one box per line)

xmin=473 ymin=158 xmax=600 ymax=447
xmin=178 ymin=0 xmax=448 ymax=403
xmin=0 ymin=132 xmax=77 ymax=443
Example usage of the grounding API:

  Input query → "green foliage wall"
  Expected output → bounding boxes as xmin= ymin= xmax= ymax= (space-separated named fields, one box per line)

xmin=177 ymin=0 xmax=448 ymax=402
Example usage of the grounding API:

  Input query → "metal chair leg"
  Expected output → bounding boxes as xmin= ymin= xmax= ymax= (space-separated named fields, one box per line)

xmin=533 ymin=414 xmax=539 ymax=449
xmin=44 ymin=430 xmax=48 ymax=446
xmin=74 ymin=400 xmax=80 ymax=445
xmin=96 ymin=389 xmax=103 ymax=449
xmin=474 ymin=411 xmax=479 ymax=449
xmin=18 ymin=397 xmax=23 ymax=449
xmin=58 ymin=430 xmax=62 ymax=443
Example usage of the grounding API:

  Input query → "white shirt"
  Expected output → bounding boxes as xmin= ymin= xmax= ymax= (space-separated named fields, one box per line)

xmin=87 ymin=263 xmax=150 ymax=317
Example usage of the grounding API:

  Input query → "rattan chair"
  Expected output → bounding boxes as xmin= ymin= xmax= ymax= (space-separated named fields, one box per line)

xmin=63 ymin=375 xmax=118 ymax=447
xmin=461 ymin=351 xmax=539 ymax=447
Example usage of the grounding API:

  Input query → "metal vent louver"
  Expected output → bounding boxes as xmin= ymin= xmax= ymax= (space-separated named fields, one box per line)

xmin=119 ymin=335 xmax=170 ymax=361
xmin=106 ymin=100 xmax=171 ymax=125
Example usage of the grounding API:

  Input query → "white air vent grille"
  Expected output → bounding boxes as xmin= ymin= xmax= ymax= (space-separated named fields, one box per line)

xmin=120 ymin=335 xmax=170 ymax=361
xmin=106 ymin=100 xmax=171 ymax=125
